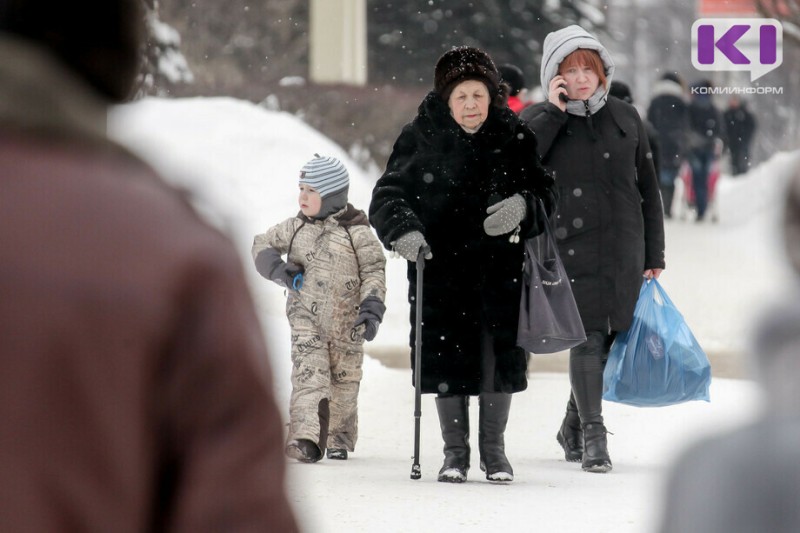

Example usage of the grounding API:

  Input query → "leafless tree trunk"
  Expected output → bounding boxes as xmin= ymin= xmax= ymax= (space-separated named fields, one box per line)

xmin=757 ymin=0 xmax=800 ymax=44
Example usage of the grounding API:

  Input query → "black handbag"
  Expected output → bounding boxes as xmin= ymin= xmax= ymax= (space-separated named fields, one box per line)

xmin=516 ymin=201 xmax=586 ymax=354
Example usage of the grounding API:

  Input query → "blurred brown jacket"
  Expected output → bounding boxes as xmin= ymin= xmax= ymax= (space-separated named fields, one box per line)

xmin=0 ymin=37 xmax=299 ymax=532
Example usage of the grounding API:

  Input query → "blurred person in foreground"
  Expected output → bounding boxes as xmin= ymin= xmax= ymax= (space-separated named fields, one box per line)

xmin=0 ymin=1 xmax=298 ymax=531
xmin=658 ymin=163 xmax=800 ymax=533
xmin=520 ymin=25 xmax=665 ymax=473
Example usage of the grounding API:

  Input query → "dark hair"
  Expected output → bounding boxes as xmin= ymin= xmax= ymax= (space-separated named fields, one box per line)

xmin=691 ymin=78 xmax=714 ymax=90
xmin=609 ymin=80 xmax=633 ymax=103
xmin=661 ymin=72 xmax=684 ymax=86
xmin=0 ymin=0 xmax=144 ymax=102
xmin=498 ymin=64 xmax=526 ymax=96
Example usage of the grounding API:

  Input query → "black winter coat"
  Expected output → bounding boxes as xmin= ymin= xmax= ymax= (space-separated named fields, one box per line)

xmin=370 ymin=92 xmax=555 ymax=395
xmin=521 ymin=98 xmax=665 ymax=332
xmin=723 ymin=105 xmax=756 ymax=150
xmin=647 ymin=93 xmax=689 ymax=170
xmin=688 ymin=96 xmax=723 ymax=155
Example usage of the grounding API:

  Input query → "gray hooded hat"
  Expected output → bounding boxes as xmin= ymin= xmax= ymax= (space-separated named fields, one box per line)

xmin=540 ymin=25 xmax=615 ymax=116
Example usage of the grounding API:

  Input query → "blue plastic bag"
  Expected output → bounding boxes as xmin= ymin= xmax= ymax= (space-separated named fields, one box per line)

xmin=603 ymin=279 xmax=711 ymax=407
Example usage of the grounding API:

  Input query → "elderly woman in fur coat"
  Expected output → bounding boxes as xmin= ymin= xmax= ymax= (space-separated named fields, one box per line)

xmin=370 ymin=46 xmax=555 ymax=484
xmin=520 ymin=25 xmax=665 ymax=473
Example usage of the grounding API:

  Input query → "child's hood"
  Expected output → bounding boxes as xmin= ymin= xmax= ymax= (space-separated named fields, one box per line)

xmin=297 ymin=203 xmax=369 ymax=228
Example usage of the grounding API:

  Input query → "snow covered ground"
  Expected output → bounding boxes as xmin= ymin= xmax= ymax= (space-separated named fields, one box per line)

xmin=110 ymin=97 xmax=799 ymax=533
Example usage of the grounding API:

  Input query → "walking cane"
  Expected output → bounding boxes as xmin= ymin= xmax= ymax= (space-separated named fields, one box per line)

xmin=410 ymin=246 xmax=429 ymax=480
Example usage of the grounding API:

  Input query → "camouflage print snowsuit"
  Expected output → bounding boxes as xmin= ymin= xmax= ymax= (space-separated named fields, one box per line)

xmin=252 ymin=205 xmax=386 ymax=452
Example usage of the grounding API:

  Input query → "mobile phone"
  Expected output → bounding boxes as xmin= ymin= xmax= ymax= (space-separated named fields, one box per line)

xmin=558 ymin=83 xmax=569 ymax=103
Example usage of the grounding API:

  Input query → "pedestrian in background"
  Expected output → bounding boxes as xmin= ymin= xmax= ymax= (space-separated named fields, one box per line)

xmin=0 ymin=1 xmax=298 ymax=530
xmin=499 ymin=63 xmax=531 ymax=114
xmin=647 ymin=72 xmax=690 ymax=218
xmin=723 ymin=95 xmax=757 ymax=176
xmin=686 ymin=78 xmax=723 ymax=222
xmin=521 ymin=25 xmax=665 ymax=474
xmin=370 ymin=46 xmax=555 ymax=484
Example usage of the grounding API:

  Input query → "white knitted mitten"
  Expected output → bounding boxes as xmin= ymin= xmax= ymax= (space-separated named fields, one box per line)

xmin=483 ymin=194 xmax=527 ymax=237
xmin=392 ymin=231 xmax=432 ymax=262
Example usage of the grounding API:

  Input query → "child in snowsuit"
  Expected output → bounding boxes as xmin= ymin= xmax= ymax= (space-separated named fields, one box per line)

xmin=252 ymin=154 xmax=387 ymax=463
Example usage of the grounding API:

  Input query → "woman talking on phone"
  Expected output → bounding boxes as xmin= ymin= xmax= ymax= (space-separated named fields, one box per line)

xmin=520 ymin=25 xmax=665 ymax=473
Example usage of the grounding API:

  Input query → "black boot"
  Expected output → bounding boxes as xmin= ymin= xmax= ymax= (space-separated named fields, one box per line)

xmin=582 ymin=422 xmax=612 ymax=473
xmin=556 ymin=394 xmax=583 ymax=462
xmin=570 ymin=332 xmax=613 ymax=473
xmin=478 ymin=392 xmax=513 ymax=482
xmin=435 ymin=395 xmax=470 ymax=483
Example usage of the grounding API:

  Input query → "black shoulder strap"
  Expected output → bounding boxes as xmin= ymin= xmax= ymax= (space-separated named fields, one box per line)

xmin=343 ymin=226 xmax=361 ymax=272
xmin=287 ymin=219 xmax=306 ymax=257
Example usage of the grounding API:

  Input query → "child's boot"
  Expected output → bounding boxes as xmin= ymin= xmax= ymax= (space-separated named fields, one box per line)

xmin=326 ymin=448 xmax=348 ymax=460
xmin=286 ymin=398 xmax=329 ymax=463
xmin=286 ymin=439 xmax=322 ymax=463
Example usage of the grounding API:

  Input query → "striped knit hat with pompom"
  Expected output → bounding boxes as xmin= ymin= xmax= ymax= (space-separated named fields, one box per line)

xmin=299 ymin=154 xmax=349 ymax=198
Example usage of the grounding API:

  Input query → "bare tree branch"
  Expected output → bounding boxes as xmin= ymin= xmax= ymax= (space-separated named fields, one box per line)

xmin=756 ymin=0 xmax=800 ymax=44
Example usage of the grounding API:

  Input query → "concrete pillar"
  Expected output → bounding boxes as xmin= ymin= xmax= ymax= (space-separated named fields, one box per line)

xmin=309 ymin=0 xmax=367 ymax=86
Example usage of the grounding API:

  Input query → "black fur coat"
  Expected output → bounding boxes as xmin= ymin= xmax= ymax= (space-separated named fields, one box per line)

xmin=370 ymin=92 xmax=555 ymax=395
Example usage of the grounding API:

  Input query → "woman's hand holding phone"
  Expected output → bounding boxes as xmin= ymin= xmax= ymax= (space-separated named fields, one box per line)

xmin=549 ymin=76 xmax=569 ymax=111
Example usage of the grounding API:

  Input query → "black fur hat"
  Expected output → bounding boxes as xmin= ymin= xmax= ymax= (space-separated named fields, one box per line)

xmin=0 ymin=0 xmax=144 ymax=102
xmin=434 ymin=46 xmax=507 ymax=108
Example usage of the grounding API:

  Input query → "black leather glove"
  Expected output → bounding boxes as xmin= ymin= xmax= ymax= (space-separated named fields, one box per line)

xmin=353 ymin=296 xmax=386 ymax=342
